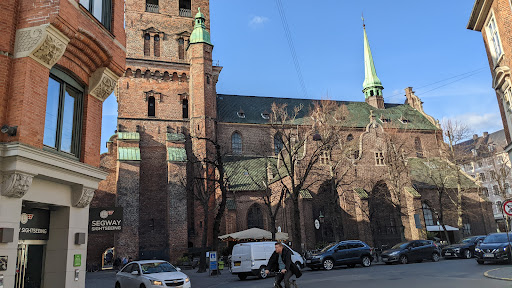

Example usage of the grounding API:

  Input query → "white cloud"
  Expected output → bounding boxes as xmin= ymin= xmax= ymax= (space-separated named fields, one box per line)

xmin=442 ymin=112 xmax=504 ymax=136
xmin=249 ymin=16 xmax=269 ymax=27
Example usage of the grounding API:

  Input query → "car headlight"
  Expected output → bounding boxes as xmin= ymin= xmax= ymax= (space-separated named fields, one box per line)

xmin=454 ymin=248 xmax=460 ymax=252
xmin=312 ymin=255 xmax=320 ymax=259
xmin=185 ymin=278 xmax=190 ymax=283
xmin=150 ymin=280 xmax=164 ymax=286
xmin=389 ymin=251 xmax=400 ymax=256
xmin=475 ymin=247 xmax=482 ymax=252
xmin=503 ymin=247 xmax=508 ymax=252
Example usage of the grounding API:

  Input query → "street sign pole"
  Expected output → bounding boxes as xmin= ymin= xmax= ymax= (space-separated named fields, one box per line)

xmin=502 ymin=200 xmax=512 ymax=251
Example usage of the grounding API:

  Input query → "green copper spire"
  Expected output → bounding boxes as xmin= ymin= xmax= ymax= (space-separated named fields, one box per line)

xmin=189 ymin=7 xmax=212 ymax=46
xmin=362 ymin=21 xmax=383 ymax=99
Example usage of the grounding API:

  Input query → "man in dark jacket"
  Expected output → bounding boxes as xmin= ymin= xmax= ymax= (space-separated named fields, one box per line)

xmin=265 ymin=242 xmax=302 ymax=288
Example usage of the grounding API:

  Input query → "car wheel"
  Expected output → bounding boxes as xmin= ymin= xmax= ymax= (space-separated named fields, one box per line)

xmin=463 ymin=250 xmax=472 ymax=259
xmin=477 ymin=260 xmax=485 ymax=265
xmin=431 ymin=252 xmax=440 ymax=262
xmin=347 ymin=264 xmax=356 ymax=268
xmin=139 ymin=284 xmax=146 ymax=288
xmin=323 ymin=259 xmax=334 ymax=270
xmin=295 ymin=261 xmax=302 ymax=271
xmin=258 ymin=266 xmax=268 ymax=279
xmin=115 ymin=282 xmax=121 ymax=288
xmin=361 ymin=256 xmax=371 ymax=267
xmin=399 ymin=255 xmax=408 ymax=264
xmin=238 ymin=273 xmax=248 ymax=280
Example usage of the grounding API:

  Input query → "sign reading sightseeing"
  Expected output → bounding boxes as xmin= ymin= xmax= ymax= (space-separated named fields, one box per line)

xmin=19 ymin=208 xmax=50 ymax=240
xmin=89 ymin=208 xmax=123 ymax=233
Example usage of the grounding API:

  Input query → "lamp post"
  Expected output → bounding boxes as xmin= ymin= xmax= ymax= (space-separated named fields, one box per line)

xmin=319 ymin=211 xmax=325 ymax=244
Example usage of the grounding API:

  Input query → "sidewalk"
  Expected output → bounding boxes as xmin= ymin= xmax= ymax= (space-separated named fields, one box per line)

xmin=484 ymin=266 xmax=512 ymax=281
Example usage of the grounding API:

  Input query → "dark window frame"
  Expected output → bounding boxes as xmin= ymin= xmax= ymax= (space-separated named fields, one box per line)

xmin=43 ymin=67 xmax=84 ymax=159
xmin=79 ymin=0 xmax=112 ymax=31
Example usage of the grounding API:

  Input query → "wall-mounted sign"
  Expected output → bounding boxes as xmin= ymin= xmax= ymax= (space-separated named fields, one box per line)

xmin=19 ymin=208 xmax=50 ymax=240
xmin=0 ymin=256 xmax=6 ymax=271
xmin=74 ymin=254 xmax=81 ymax=267
xmin=89 ymin=208 xmax=123 ymax=233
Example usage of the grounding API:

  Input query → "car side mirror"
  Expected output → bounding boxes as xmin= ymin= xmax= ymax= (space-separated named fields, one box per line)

xmin=176 ymin=267 xmax=182 ymax=272
xmin=131 ymin=271 xmax=139 ymax=275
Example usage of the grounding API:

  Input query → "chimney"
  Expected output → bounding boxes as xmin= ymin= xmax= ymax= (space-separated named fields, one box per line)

xmin=473 ymin=134 xmax=478 ymax=140
xmin=405 ymin=87 xmax=414 ymax=98
xmin=483 ymin=132 xmax=488 ymax=138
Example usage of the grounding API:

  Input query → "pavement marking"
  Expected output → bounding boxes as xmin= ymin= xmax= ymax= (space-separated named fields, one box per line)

xmin=483 ymin=268 xmax=512 ymax=281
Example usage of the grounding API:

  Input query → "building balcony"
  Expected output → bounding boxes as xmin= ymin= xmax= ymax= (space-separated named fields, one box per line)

xmin=146 ymin=3 xmax=159 ymax=13
xmin=179 ymin=8 xmax=191 ymax=17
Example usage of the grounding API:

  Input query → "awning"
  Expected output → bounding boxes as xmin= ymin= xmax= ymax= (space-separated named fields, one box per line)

xmin=426 ymin=225 xmax=459 ymax=232
xmin=218 ymin=228 xmax=288 ymax=242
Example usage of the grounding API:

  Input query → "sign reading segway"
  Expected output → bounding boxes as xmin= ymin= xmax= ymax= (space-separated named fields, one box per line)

xmin=503 ymin=201 xmax=512 ymax=216
xmin=89 ymin=208 xmax=123 ymax=233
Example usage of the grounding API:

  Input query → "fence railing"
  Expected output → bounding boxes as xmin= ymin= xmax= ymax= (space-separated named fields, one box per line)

xmin=179 ymin=8 xmax=192 ymax=17
xmin=146 ymin=3 xmax=159 ymax=13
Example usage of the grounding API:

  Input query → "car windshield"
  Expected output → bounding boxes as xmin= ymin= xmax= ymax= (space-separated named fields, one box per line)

xmin=391 ymin=242 xmax=410 ymax=250
xmin=483 ymin=234 xmax=512 ymax=244
xmin=461 ymin=237 xmax=475 ymax=244
xmin=320 ymin=243 xmax=337 ymax=253
xmin=140 ymin=262 xmax=177 ymax=274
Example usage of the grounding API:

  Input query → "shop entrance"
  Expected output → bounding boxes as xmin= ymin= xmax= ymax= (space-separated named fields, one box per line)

xmin=15 ymin=242 xmax=46 ymax=288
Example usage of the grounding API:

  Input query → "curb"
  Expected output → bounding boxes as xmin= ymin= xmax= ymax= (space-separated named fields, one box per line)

xmin=483 ymin=268 xmax=512 ymax=281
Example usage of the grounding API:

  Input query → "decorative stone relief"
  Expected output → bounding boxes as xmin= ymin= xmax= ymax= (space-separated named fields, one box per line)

xmin=89 ymin=67 xmax=119 ymax=102
xmin=72 ymin=185 xmax=95 ymax=208
xmin=14 ymin=24 xmax=70 ymax=69
xmin=1 ymin=172 xmax=34 ymax=198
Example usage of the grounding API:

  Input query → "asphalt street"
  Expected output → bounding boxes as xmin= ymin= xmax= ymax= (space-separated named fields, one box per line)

xmin=86 ymin=258 xmax=512 ymax=288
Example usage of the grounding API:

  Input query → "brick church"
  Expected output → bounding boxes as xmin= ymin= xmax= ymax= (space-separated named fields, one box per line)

xmin=87 ymin=0 xmax=496 ymax=265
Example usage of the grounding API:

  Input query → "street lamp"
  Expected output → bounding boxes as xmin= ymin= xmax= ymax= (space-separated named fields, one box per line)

xmin=319 ymin=211 xmax=325 ymax=244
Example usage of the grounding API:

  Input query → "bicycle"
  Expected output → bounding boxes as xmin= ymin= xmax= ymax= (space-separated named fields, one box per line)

xmin=273 ymin=271 xmax=298 ymax=288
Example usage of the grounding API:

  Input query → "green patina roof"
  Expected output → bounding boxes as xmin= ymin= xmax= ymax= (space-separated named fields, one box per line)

xmin=217 ymin=94 xmax=438 ymax=130
xmin=408 ymin=158 xmax=479 ymax=189
xmin=226 ymin=199 xmax=237 ymax=210
xmin=118 ymin=132 xmax=140 ymax=141
xmin=167 ymin=147 xmax=187 ymax=162
xmin=405 ymin=186 xmax=421 ymax=198
xmin=363 ymin=26 xmax=383 ymax=97
xmin=118 ymin=147 xmax=141 ymax=161
xmin=166 ymin=133 xmax=186 ymax=142
xmin=224 ymin=156 xmax=277 ymax=192
xmin=189 ymin=7 xmax=212 ymax=46
xmin=300 ymin=189 xmax=313 ymax=199
xmin=354 ymin=188 xmax=369 ymax=199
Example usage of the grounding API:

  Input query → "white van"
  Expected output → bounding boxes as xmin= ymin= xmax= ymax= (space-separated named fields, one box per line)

xmin=231 ymin=242 xmax=304 ymax=280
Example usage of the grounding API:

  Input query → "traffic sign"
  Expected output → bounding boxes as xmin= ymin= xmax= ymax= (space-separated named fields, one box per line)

xmin=503 ymin=200 xmax=512 ymax=216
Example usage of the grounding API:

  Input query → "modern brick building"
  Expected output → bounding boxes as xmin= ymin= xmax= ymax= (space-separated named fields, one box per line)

xmin=88 ymin=0 xmax=496 ymax=267
xmin=0 ymin=0 xmax=125 ymax=287
xmin=467 ymin=0 xmax=512 ymax=161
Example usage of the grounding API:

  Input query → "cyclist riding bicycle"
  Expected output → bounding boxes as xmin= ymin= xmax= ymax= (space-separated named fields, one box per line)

xmin=265 ymin=242 xmax=302 ymax=288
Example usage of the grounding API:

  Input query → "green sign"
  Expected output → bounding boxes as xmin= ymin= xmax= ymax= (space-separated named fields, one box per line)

xmin=74 ymin=254 xmax=81 ymax=267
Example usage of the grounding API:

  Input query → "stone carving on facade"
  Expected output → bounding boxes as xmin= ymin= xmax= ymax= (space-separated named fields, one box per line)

xmin=72 ymin=185 xmax=96 ymax=208
xmin=89 ymin=67 xmax=119 ymax=102
xmin=1 ymin=172 xmax=34 ymax=198
xmin=14 ymin=24 xmax=70 ymax=69
xmin=404 ymin=87 xmax=440 ymax=129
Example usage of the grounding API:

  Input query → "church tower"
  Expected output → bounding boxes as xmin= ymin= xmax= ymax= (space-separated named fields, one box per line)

xmin=362 ymin=21 xmax=385 ymax=109
xmin=109 ymin=0 xmax=221 ymax=262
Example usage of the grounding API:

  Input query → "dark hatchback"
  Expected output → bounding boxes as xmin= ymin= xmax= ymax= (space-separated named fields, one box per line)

xmin=475 ymin=233 xmax=512 ymax=264
xmin=305 ymin=240 xmax=373 ymax=270
xmin=442 ymin=235 xmax=486 ymax=259
xmin=381 ymin=240 xmax=441 ymax=264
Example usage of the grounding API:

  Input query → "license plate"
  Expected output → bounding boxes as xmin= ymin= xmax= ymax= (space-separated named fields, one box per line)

xmin=484 ymin=253 xmax=494 ymax=258
xmin=306 ymin=260 xmax=311 ymax=263
xmin=445 ymin=252 xmax=452 ymax=256
xmin=382 ymin=257 xmax=388 ymax=261
xmin=234 ymin=262 xmax=241 ymax=266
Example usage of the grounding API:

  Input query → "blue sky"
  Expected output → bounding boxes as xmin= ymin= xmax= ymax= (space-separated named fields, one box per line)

xmin=100 ymin=0 xmax=502 ymax=153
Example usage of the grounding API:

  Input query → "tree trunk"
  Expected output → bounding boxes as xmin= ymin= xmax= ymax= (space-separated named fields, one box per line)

xmin=270 ymin=216 xmax=277 ymax=241
xmin=197 ymin=204 xmax=209 ymax=273
xmin=291 ymin=195 xmax=302 ymax=252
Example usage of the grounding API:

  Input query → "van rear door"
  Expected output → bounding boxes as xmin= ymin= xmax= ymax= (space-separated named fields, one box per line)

xmin=232 ymin=244 xmax=252 ymax=273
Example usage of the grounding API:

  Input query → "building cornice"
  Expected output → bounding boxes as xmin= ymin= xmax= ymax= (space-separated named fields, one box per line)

xmin=467 ymin=0 xmax=493 ymax=31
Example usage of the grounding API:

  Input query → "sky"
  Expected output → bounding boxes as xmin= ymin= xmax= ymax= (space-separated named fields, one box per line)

xmin=100 ymin=0 xmax=503 ymax=153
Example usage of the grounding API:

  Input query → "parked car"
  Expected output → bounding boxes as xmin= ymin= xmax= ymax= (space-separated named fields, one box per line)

xmin=475 ymin=232 xmax=512 ymax=264
xmin=442 ymin=235 xmax=486 ymax=259
xmin=115 ymin=260 xmax=191 ymax=288
xmin=381 ymin=240 xmax=441 ymax=264
xmin=231 ymin=241 xmax=304 ymax=280
xmin=305 ymin=240 xmax=373 ymax=270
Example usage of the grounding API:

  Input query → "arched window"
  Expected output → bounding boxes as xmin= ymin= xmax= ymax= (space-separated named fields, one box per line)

xmin=148 ymin=96 xmax=155 ymax=116
xmin=232 ymin=132 xmax=242 ymax=155
xmin=274 ymin=133 xmax=284 ymax=155
xmin=154 ymin=35 xmax=160 ymax=57
xmin=346 ymin=134 xmax=354 ymax=142
xmin=422 ymin=203 xmax=434 ymax=226
xmin=178 ymin=38 xmax=185 ymax=60
xmin=247 ymin=204 xmax=264 ymax=229
xmin=182 ymin=99 xmax=188 ymax=119
xmin=144 ymin=33 xmax=150 ymax=56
